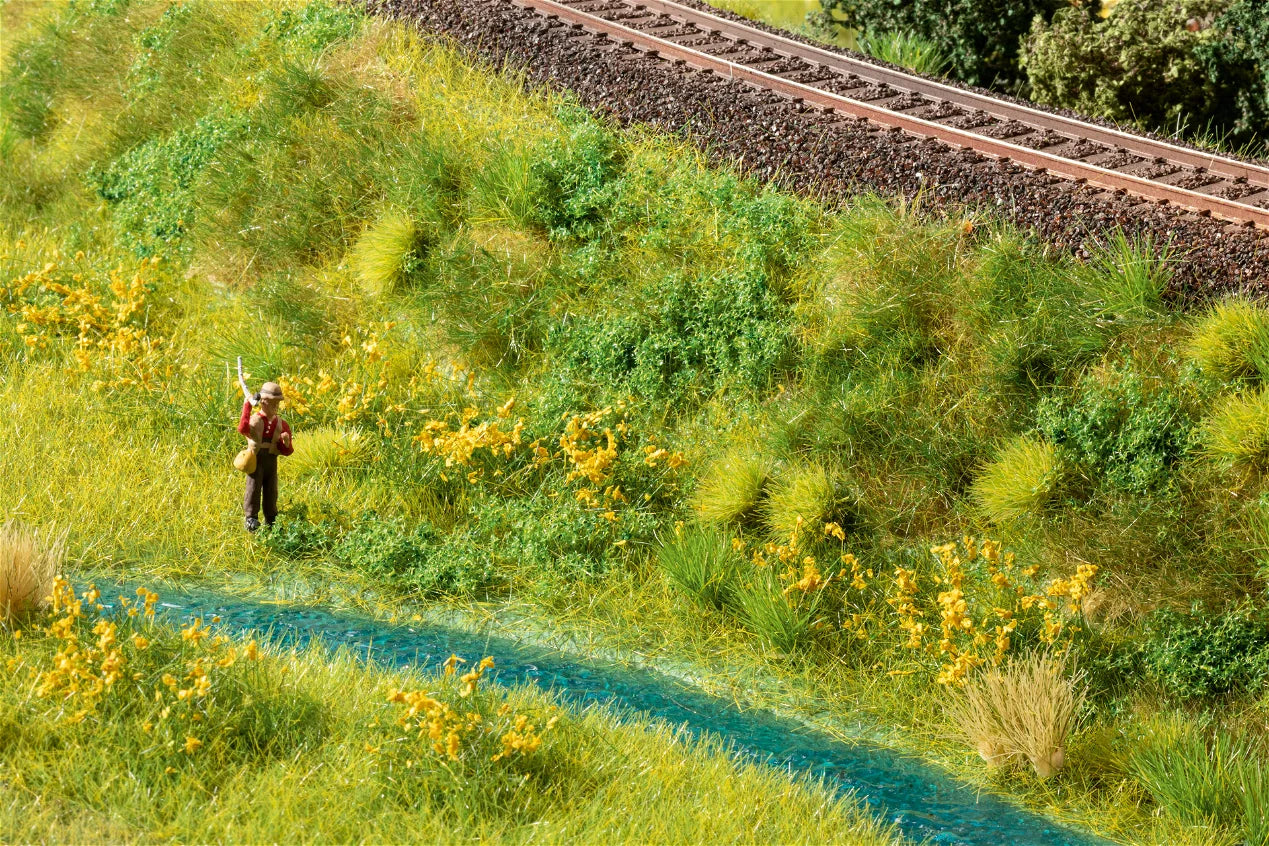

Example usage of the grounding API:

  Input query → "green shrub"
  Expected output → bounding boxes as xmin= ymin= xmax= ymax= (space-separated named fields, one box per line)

xmin=819 ymin=0 xmax=1064 ymax=87
xmin=656 ymin=527 xmax=743 ymax=611
xmin=1195 ymin=0 xmax=1269 ymax=145
xmin=526 ymin=107 xmax=624 ymax=241
xmin=691 ymin=449 xmax=770 ymax=525
xmin=1023 ymin=0 xmax=1268 ymax=144
xmin=86 ymin=110 xmax=247 ymax=257
xmin=1201 ymin=384 xmax=1269 ymax=474
xmin=262 ymin=515 xmax=336 ymax=560
xmin=970 ymin=435 xmax=1062 ymax=523
xmin=335 ymin=514 xmax=493 ymax=597
xmin=1129 ymin=725 xmax=1267 ymax=837
xmin=557 ymin=268 xmax=791 ymax=401
xmin=1035 ymin=363 xmax=1192 ymax=495
xmin=1185 ymin=298 xmax=1269 ymax=382
xmin=1139 ymin=607 xmax=1269 ymax=699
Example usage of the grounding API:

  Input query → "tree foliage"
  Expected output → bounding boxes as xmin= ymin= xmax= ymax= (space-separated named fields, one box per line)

xmin=818 ymin=0 xmax=1064 ymax=87
xmin=1023 ymin=0 xmax=1268 ymax=144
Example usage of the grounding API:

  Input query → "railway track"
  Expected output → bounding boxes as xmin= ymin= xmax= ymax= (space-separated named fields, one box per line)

xmin=511 ymin=0 xmax=1269 ymax=231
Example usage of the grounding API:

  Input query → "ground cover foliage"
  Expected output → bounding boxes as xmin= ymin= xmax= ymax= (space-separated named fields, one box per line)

xmin=1 ymin=0 xmax=1268 ymax=842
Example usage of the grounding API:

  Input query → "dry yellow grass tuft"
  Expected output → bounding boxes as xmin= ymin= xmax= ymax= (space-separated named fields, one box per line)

xmin=946 ymin=652 xmax=1086 ymax=779
xmin=1 ymin=521 xmax=64 ymax=621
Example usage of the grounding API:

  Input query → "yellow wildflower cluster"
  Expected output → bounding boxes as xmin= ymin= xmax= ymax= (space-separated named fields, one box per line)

xmin=26 ymin=580 xmax=260 ymax=756
xmin=560 ymin=408 xmax=621 ymax=485
xmin=887 ymin=537 xmax=1100 ymax=685
xmin=277 ymin=324 xmax=404 ymax=431
xmin=3 ymin=253 xmax=166 ymax=388
xmin=387 ymin=654 xmax=557 ymax=765
xmin=416 ymin=404 xmax=527 ymax=472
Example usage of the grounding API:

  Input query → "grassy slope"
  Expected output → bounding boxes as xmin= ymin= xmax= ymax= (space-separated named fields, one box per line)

xmin=1 ymin=1 xmax=1268 ymax=843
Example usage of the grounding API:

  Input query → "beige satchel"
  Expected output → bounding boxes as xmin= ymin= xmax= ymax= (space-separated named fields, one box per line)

xmin=233 ymin=442 xmax=257 ymax=474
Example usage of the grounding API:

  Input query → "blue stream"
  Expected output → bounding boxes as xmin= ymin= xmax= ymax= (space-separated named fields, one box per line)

xmin=95 ymin=582 xmax=1103 ymax=846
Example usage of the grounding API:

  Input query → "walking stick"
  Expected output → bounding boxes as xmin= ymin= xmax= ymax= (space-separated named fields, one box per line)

xmin=237 ymin=356 xmax=253 ymax=402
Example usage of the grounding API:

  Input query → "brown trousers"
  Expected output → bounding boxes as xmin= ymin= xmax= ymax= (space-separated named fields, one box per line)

xmin=243 ymin=450 xmax=279 ymax=525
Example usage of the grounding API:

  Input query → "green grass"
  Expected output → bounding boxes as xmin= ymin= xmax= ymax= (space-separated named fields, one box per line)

xmin=858 ymin=31 xmax=951 ymax=75
xmin=3 ymin=1 xmax=1269 ymax=842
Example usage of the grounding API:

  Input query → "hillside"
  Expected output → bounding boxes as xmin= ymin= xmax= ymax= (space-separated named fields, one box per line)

xmin=2 ymin=1 xmax=1268 ymax=843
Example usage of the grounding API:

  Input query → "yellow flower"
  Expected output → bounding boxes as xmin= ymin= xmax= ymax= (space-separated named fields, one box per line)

xmin=183 ymin=736 xmax=202 ymax=754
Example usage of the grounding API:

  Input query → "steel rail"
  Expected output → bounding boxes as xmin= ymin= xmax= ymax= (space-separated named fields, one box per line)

xmin=626 ymin=0 xmax=1269 ymax=189
xmin=511 ymin=0 xmax=1269 ymax=229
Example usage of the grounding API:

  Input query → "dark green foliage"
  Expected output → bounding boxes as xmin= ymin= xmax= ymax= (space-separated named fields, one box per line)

xmin=556 ymin=269 xmax=791 ymax=400
xmin=818 ymin=0 xmax=1063 ymax=87
xmin=1198 ymin=0 xmax=1269 ymax=143
xmin=335 ymin=515 xmax=493 ymax=597
xmin=1140 ymin=607 xmax=1269 ymax=699
xmin=86 ymin=111 xmax=245 ymax=256
xmin=527 ymin=108 xmax=625 ymax=240
xmin=260 ymin=1 xmax=362 ymax=53
xmin=262 ymin=508 xmax=337 ymax=559
xmin=1035 ymin=363 xmax=1193 ymax=495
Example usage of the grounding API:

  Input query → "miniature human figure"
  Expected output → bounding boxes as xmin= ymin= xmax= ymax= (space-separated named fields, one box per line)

xmin=237 ymin=381 xmax=294 ymax=532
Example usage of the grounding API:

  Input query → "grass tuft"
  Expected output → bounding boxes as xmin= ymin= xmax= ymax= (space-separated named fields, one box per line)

xmin=762 ymin=462 xmax=846 ymax=539
xmin=656 ymin=527 xmax=742 ymax=611
xmin=287 ymin=425 xmax=373 ymax=477
xmin=970 ymin=435 xmax=1062 ymax=524
xmin=858 ymin=31 xmax=951 ymax=76
xmin=691 ymin=449 xmax=770 ymax=525
xmin=1128 ymin=724 xmax=1266 ymax=837
xmin=733 ymin=570 xmax=824 ymax=655
xmin=946 ymin=652 xmax=1085 ymax=779
xmin=0 ymin=521 xmax=63 ymax=622
xmin=351 ymin=210 xmax=425 ymax=296
xmin=1201 ymin=385 xmax=1269 ymax=475
xmin=1186 ymin=298 xmax=1269 ymax=382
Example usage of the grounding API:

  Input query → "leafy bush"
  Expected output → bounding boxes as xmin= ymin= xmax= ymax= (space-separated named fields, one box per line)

xmin=335 ymin=514 xmax=492 ymax=597
xmin=1185 ymin=298 xmax=1269 ymax=382
xmin=1140 ymin=607 xmax=1269 ymax=699
xmin=526 ymin=108 xmax=624 ymax=241
xmin=1023 ymin=0 xmax=1268 ymax=145
xmin=557 ymin=268 xmax=791 ymax=400
xmin=1195 ymin=0 xmax=1269 ymax=144
xmin=691 ymin=449 xmax=770 ymax=525
xmin=1023 ymin=0 xmax=1227 ymax=130
xmin=86 ymin=111 xmax=247 ymax=257
xmin=819 ymin=0 xmax=1064 ymax=87
xmin=1035 ymin=363 xmax=1192 ymax=495
xmin=657 ymin=527 xmax=743 ymax=611
xmin=970 ymin=435 xmax=1062 ymax=523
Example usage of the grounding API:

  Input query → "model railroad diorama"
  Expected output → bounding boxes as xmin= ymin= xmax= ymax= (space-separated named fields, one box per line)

xmin=2 ymin=0 xmax=1268 ymax=843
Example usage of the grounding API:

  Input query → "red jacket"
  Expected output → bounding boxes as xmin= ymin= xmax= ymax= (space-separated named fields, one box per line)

xmin=237 ymin=400 xmax=294 ymax=455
